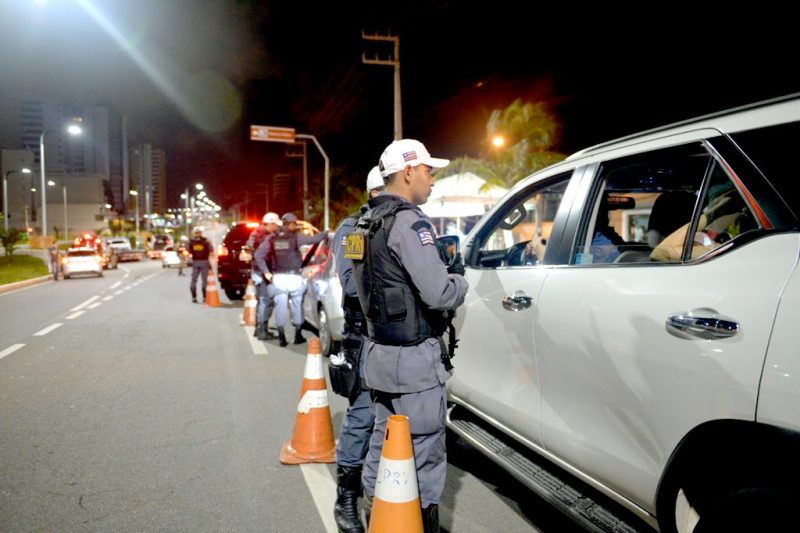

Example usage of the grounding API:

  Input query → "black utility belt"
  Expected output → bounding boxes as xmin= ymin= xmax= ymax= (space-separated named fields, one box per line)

xmin=273 ymin=269 xmax=300 ymax=275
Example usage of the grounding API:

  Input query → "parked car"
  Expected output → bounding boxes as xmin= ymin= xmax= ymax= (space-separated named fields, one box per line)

xmin=217 ymin=222 xmax=260 ymax=300
xmin=62 ymin=247 xmax=103 ymax=278
xmin=447 ymin=96 xmax=800 ymax=532
xmin=147 ymin=233 xmax=173 ymax=259
xmin=301 ymin=234 xmax=343 ymax=356
xmin=105 ymin=237 xmax=131 ymax=251
xmin=105 ymin=236 xmax=145 ymax=262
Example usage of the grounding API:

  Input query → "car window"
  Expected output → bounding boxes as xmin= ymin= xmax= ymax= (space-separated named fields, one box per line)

xmin=68 ymin=250 xmax=97 ymax=257
xmin=572 ymin=143 xmax=761 ymax=265
xmin=476 ymin=174 xmax=570 ymax=268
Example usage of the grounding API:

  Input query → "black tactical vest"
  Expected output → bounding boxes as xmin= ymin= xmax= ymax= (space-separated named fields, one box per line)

xmin=352 ymin=195 xmax=449 ymax=346
xmin=269 ymin=229 xmax=301 ymax=273
xmin=189 ymin=237 xmax=211 ymax=261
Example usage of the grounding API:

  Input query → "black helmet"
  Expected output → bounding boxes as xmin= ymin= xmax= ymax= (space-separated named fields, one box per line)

xmin=281 ymin=212 xmax=298 ymax=223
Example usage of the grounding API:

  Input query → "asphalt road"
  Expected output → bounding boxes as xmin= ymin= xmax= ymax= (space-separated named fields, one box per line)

xmin=0 ymin=259 xmax=583 ymax=532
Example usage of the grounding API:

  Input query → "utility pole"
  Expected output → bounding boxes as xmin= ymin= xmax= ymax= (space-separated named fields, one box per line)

xmin=362 ymin=31 xmax=402 ymax=140
xmin=286 ymin=141 xmax=309 ymax=220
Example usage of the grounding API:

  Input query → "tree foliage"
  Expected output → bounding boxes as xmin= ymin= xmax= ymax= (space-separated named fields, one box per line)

xmin=439 ymin=98 xmax=567 ymax=189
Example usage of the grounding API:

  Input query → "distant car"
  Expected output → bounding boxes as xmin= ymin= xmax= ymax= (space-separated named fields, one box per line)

xmin=161 ymin=246 xmax=181 ymax=268
xmin=301 ymin=234 xmax=343 ymax=356
xmin=62 ymin=247 xmax=103 ymax=278
xmin=217 ymin=221 xmax=260 ymax=300
xmin=105 ymin=237 xmax=131 ymax=251
xmin=147 ymin=233 xmax=173 ymax=259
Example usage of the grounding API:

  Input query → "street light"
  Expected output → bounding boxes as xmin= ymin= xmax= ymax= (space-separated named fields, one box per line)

xmin=129 ymin=189 xmax=139 ymax=235
xmin=47 ymin=180 xmax=69 ymax=240
xmin=40 ymin=121 xmax=82 ymax=237
xmin=3 ymin=167 xmax=31 ymax=233
xmin=491 ymin=134 xmax=506 ymax=148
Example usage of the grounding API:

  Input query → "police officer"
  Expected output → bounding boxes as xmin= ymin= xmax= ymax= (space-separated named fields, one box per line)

xmin=254 ymin=212 xmax=327 ymax=347
xmin=188 ymin=226 xmax=213 ymax=303
xmin=329 ymin=166 xmax=384 ymax=532
xmin=177 ymin=235 xmax=189 ymax=276
xmin=352 ymin=139 xmax=468 ymax=532
xmin=244 ymin=212 xmax=281 ymax=341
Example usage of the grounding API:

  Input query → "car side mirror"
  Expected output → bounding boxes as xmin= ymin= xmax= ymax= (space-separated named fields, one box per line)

xmin=436 ymin=235 xmax=460 ymax=267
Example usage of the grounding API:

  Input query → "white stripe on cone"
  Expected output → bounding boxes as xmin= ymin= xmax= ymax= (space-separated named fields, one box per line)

xmin=374 ymin=457 xmax=420 ymax=504
xmin=246 ymin=299 xmax=257 ymax=308
xmin=297 ymin=389 xmax=329 ymax=414
xmin=303 ymin=353 xmax=324 ymax=380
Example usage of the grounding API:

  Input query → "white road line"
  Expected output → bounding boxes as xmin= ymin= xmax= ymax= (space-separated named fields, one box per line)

xmin=102 ymin=296 xmax=114 ymax=301
xmin=124 ymin=286 xmax=132 ymax=291
xmin=87 ymin=302 xmax=102 ymax=309
xmin=65 ymin=311 xmax=85 ymax=320
xmin=114 ymin=290 xmax=124 ymax=296
xmin=33 ymin=323 xmax=63 ymax=336
xmin=70 ymin=295 xmax=99 ymax=312
xmin=300 ymin=464 xmax=338 ymax=533
xmin=0 ymin=344 xmax=25 ymax=361
xmin=110 ymin=281 xmax=122 ymax=289
xmin=244 ymin=326 xmax=268 ymax=355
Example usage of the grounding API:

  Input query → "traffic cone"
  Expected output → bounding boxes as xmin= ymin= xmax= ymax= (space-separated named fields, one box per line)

xmin=279 ymin=337 xmax=336 ymax=464
xmin=368 ymin=415 xmax=423 ymax=533
xmin=205 ymin=270 xmax=221 ymax=307
xmin=241 ymin=278 xmax=257 ymax=326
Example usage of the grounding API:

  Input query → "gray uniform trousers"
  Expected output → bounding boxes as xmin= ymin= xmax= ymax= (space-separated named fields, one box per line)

xmin=254 ymin=276 xmax=276 ymax=324
xmin=362 ymin=384 xmax=448 ymax=509
xmin=335 ymin=341 xmax=375 ymax=467
xmin=272 ymin=273 xmax=305 ymax=327
xmin=190 ymin=260 xmax=209 ymax=295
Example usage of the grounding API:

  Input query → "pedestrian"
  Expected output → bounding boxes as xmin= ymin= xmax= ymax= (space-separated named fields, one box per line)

xmin=48 ymin=244 xmax=60 ymax=281
xmin=352 ymin=139 xmax=468 ymax=532
xmin=177 ymin=235 xmax=189 ymax=276
xmin=188 ymin=226 xmax=213 ymax=303
xmin=254 ymin=212 xmax=327 ymax=347
xmin=329 ymin=166 xmax=384 ymax=532
xmin=244 ymin=212 xmax=282 ymax=340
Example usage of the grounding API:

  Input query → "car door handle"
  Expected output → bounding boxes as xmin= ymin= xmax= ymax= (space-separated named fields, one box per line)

xmin=666 ymin=308 xmax=740 ymax=340
xmin=502 ymin=291 xmax=533 ymax=312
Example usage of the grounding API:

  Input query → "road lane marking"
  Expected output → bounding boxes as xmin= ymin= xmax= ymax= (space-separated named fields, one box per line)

xmin=244 ymin=326 xmax=268 ymax=355
xmin=0 ymin=344 xmax=25 ymax=361
xmin=70 ymin=295 xmax=99 ymax=312
xmin=33 ymin=323 xmax=63 ymax=336
xmin=87 ymin=302 xmax=102 ymax=309
xmin=300 ymin=464 xmax=338 ymax=533
xmin=102 ymin=296 xmax=114 ymax=301
xmin=114 ymin=290 xmax=124 ymax=296
xmin=65 ymin=311 xmax=85 ymax=320
xmin=124 ymin=286 xmax=132 ymax=291
xmin=110 ymin=281 xmax=122 ymax=289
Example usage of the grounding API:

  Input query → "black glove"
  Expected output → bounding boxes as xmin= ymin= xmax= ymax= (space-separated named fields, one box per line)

xmin=447 ymin=253 xmax=465 ymax=276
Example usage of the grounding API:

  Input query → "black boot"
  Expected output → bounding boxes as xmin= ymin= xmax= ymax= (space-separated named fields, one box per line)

xmin=422 ymin=504 xmax=440 ymax=533
xmin=191 ymin=288 xmax=197 ymax=303
xmin=293 ymin=327 xmax=306 ymax=345
xmin=202 ymin=288 xmax=207 ymax=303
xmin=363 ymin=492 xmax=372 ymax=528
xmin=257 ymin=322 xmax=270 ymax=341
xmin=254 ymin=323 xmax=265 ymax=338
xmin=334 ymin=466 xmax=364 ymax=533
xmin=277 ymin=327 xmax=288 ymax=347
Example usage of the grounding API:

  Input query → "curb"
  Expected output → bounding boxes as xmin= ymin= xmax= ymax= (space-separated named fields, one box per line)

xmin=0 ymin=275 xmax=53 ymax=295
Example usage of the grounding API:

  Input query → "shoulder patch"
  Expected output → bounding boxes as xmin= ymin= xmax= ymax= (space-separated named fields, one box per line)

xmin=410 ymin=219 xmax=432 ymax=231
xmin=416 ymin=226 xmax=435 ymax=246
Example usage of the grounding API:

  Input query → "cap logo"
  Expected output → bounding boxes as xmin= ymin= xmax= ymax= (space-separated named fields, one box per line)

xmin=402 ymin=151 xmax=417 ymax=162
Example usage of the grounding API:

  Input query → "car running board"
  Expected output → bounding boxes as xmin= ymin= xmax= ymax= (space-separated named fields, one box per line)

xmin=447 ymin=405 xmax=646 ymax=533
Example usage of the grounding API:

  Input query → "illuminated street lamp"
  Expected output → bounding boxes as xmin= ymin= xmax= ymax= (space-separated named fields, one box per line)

xmin=3 ymin=167 xmax=31 ymax=233
xmin=491 ymin=134 xmax=506 ymax=148
xmin=47 ymin=179 xmax=68 ymax=240
xmin=129 ymin=189 xmax=139 ymax=235
xmin=40 ymin=120 xmax=82 ymax=237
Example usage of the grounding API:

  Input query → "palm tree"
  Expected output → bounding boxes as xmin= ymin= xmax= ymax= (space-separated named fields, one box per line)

xmin=439 ymin=98 xmax=567 ymax=190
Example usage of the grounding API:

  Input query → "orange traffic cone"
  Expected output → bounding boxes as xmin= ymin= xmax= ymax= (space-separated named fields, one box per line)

xmin=279 ymin=337 xmax=336 ymax=464
xmin=205 ymin=269 xmax=221 ymax=307
xmin=241 ymin=278 xmax=257 ymax=326
xmin=369 ymin=415 xmax=423 ymax=533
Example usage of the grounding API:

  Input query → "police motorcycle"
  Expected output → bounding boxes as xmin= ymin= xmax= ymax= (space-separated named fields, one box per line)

xmin=328 ymin=234 xmax=462 ymax=400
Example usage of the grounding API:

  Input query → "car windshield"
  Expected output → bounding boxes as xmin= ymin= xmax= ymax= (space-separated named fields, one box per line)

xmin=68 ymin=250 xmax=97 ymax=257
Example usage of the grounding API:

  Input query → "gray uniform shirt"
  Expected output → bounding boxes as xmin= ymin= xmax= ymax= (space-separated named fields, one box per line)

xmin=332 ymin=213 xmax=361 ymax=298
xmin=363 ymin=194 xmax=469 ymax=394
xmin=254 ymin=230 xmax=326 ymax=275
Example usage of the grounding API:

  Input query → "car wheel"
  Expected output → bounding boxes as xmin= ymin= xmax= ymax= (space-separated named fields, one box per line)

xmin=224 ymin=287 xmax=244 ymax=301
xmin=691 ymin=487 xmax=794 ymax=533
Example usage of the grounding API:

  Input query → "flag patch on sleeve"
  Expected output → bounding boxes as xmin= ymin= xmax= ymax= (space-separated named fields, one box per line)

xmin=417 ymin=228 xmax=435 ymax=246
xmin=340 ymin=234 xmax=347 ymax=246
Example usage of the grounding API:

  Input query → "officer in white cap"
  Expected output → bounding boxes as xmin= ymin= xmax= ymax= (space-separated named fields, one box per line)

xmin=351 ymin=139 xmax=468 ymax=531
xmin=244 ymin=212 xmax=282 ymax=340
xmin=329 ymin=166 xmax=384 ymax=532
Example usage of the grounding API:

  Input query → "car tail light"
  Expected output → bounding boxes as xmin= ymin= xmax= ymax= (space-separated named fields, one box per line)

xmin=62 ymin=257 xmax=69 ymax=264
xmin=217 ymin=245 xmax=229 ymax=256
xmin=246 ymin=222 xmax=259 ymax=228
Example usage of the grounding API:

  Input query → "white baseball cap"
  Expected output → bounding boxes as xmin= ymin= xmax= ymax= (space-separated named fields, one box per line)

xmin=262 ymin=212 xmax=281 ymax=225
xmin=366 ymin=166 xmax=384 ymax=192
xmin=378 ymin=139 xmax=450 ymax=178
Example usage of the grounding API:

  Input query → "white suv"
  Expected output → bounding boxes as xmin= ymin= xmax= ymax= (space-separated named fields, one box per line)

xmin=448 ymin=95 xmax=800 ymax=532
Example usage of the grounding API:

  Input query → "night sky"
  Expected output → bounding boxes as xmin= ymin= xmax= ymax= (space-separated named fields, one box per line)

xmin=2 ymin=1 xmax=798 ymax=219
